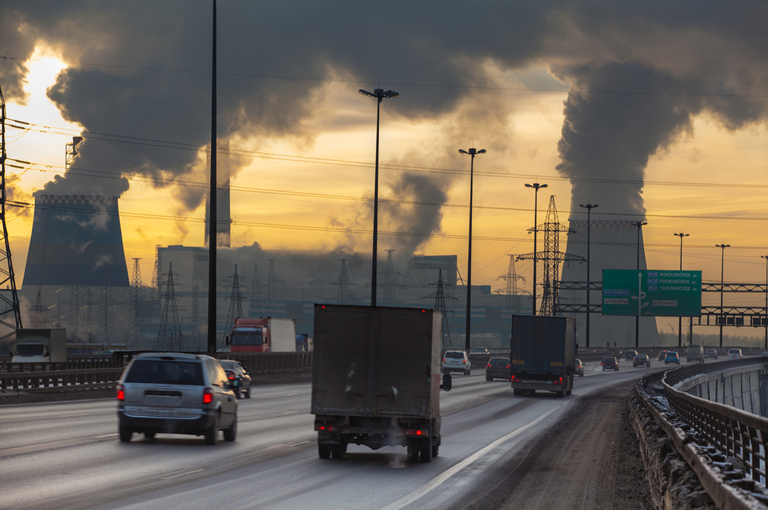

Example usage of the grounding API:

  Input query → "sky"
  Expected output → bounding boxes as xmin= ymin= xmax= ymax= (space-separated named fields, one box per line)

xmin=1 ymin=1 xmax=767 ymax=336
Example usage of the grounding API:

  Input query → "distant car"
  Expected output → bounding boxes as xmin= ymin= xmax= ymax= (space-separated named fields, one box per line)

xmin=485 ymin=357 xmax=509 ymax=381
xmin=116 ymin=352 xmax=238 ymax=445
xmin=727 ymin=348 xmax=743 ymax=360
xmin=664 ymin=351 xmax=680 ymax=365
xmin=761 ymin=352 xmax=768 ymax=358
xmin=633 ymin=354 xmax=651 ymax=367
xmin=624 ymin=350 xmax=637 ymax=361
xmin=705 ymin=349 xmax=718 ymax=359
xmin=601 ymin=357 xmax=619 ymax=371
xmin=443 ymin=350 xmax=471 ymax=375
xmin=470 ymin=347 xmax=490 ymax=356
xmin=574 ymin=359 xmax=585 ymax=377
xmin=218 ymin=360 xmax=252 ymax=399
xmin=657 ymin=350 xmax=668 ymax=361
xmin=686 ymin=345 xmax=704 ymax=363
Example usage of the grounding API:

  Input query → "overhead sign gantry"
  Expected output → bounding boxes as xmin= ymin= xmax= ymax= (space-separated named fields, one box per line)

xmin=602 ymin=270 xmax=702 ymax=317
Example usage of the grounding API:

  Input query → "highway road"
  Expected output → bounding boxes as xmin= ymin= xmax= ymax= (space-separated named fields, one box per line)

xmin=1 ymin=359 xmax=670 ymax=510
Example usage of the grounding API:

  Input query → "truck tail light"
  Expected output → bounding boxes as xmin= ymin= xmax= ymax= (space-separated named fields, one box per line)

xmin=506 ymin=364 xmax=510 ymax=369
xmin=555 ymin=377 xmax=563 ymax=385
xmin=510 ymin=375 xmax=517 ymax=382
xmin=404 ymin=429 xmax=428 ymax=436
xmin=203 ymin=388 xmax=214 ymax=405
xmin=117 ymin=384 xmax=125 ymax=401
xmin=315 ymin=425 xmax=337 ymax=432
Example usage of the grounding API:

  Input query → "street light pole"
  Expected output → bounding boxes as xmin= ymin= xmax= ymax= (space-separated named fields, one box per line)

xmin=579 ymin=203 xmax=598 ymax=348
xmin=525 ymin=183 xmax=548 ymax=316
xmin=674 ymin=233 xmax=689 ymax=347
xmin=459 ymin=148 xmax=486 ymax=351
xmin=631 ymin=221 xmax=647 ymax=348
xmin=762 ymin=255 xmax=768 ymax=350
xmin=359 ymin=88 xmax=399 ymax=307
xmin=716 ymin=244 xmax=730 ymax=347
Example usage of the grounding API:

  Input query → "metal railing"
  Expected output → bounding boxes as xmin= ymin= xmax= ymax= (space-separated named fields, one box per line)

xmin=660 ymin=358 xmax=768 ymax=486
xmin=0 ymin=352 xmax=314 ymax=393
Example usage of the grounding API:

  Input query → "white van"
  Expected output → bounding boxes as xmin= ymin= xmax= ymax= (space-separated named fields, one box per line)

xmin=686 ymin=345 xmax=704 ymax=363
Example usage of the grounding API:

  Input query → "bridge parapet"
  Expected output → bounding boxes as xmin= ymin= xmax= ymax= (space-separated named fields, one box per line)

xmin=636 ymin=359 xmax=768 ymax=508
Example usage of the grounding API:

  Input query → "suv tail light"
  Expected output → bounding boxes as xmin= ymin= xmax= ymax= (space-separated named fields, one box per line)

xmin=203 ymin=387 xmax=214 ymax=405
xmin=117 ymin=384 xmax=125 ymax=401
xmin=487 ymin=363 xmax=492 ymax=368
xmin=226 ymin=370 xmax=236 ymax=381
xmin=462 ymin=359 xmax=466 ymax=365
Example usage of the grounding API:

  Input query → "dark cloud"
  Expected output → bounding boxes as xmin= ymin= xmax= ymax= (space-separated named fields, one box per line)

xmin=0 ymin=1 xmax=766 ymax=226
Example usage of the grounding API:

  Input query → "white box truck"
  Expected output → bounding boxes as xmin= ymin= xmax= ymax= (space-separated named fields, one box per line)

xmin=12 ymin=328 xmax=68 ymax=364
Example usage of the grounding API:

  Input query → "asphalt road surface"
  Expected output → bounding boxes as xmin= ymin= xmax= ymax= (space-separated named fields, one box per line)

xmin=1 ymin=359 xmax=669 ymax=510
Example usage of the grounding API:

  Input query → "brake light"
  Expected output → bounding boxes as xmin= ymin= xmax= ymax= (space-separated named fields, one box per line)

xmin=510 ymin=375 xmax=517 ymax=382
xmin=404 ymin=429 xmax=428 ymax=436
xmin=226 ymin=371 xmax=235 ymax=380
xmin=117 ymin=384 xmax=125 ymax=401
xmin=443 ymin=359 xmax=446 ymax=363
xmin=487 ymin=363 xmax=492 ymax=368
xmin=506 ymin=364 xmax=510 ymax=369
xmin=315 ymin=425 xmax=337 ymax=432
xmin=462 ymin=359 xmax=466 ymax=365
xmin=203 ymin=388 xmax=214 ymax=404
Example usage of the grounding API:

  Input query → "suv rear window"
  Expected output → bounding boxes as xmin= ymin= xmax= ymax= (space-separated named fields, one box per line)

xmin=489 ymin=358 xmax=507 ymax=366
xmin=125 ymin=359 xmax=204 ymax=385
xmin=445 ymin=352 xmax=464 ymax=359
xmin=601 ymin=357 xmax=615 ymax=363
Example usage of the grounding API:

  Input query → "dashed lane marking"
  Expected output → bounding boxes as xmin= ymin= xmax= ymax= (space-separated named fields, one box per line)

xmin=161 ymin=469 xmax=205 ymax=480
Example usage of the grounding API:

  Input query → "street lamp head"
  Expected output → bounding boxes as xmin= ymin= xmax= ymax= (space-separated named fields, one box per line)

xmin=579 ymin=203 xmax=599 ymax=210
xmin=459 ymin=149 xmax=468 ymax=154
xmin=477 ymin=149 xmax=486 ymax=154
xmin=716 ymin=244 xmax=730 ymax=249
xmin=459 ymin=148 xmax=487 ymax=156
xmin=630 ymin=221 xmax=647 ymax=227
xmin=525 ymin=182 xmax=548 ymax=190
xmin=359 ymin=89 xmax=374 ymax=97
xmin=383 ymin=90 xmax=399 ymax=98
xmin=674 ymin=232 xmax=689 ymax=238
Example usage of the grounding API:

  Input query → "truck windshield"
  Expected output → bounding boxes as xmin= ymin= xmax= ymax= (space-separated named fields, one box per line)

xmin=15 ymin=344 xmax=44 ymax=356
xmin=232 ymin=332 xmax=263 ymax=346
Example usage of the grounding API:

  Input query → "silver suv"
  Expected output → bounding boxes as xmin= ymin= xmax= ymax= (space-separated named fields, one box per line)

xmin=443 ymin=350 xmax=471 ymax=375
xmin=117 ymin=353 xmax=238 ymax=445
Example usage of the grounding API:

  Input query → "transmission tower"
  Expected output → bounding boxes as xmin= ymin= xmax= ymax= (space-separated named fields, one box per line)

xmin=68 ymin=285 xmax=81 ymax=341
xmin=248 ymin=264 xmax=261 ymax=316
xmin=31 ymin=290 xmax=48 ymax=327
xmin=383 ymin=250 xmax=396 ymax=305
xmin=127 ymin=258 xmax=143 ymax=348
xmin=336 ymin=259 xmax=351 ymax=304
xmin=423 ymin=269 xmax=457 ymax=349
xmin=496 ymin=254 xmax=526 ymax=319
xmin=85 ymin=287 xmax=95 ymax=341
xmin=517 ymin=196 xmax=584 ymax=316
xmin=0 ymin=83 xmax=23 ymax=338
xmin=267 ymin=259 xmax=277 ymax=314
xmin=224 ymin=265 xmax=247 ymax=341
xmin=156 ymin=262 xmax=184 ymax=351
xmin=98 ymin=281 xmax=117 ymax=343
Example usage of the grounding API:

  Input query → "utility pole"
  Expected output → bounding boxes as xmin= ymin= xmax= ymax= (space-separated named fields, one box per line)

xmin=579 ymin=203 xmax=598 ymax=347
xmin=716 ymin=244 xmax=730 ymax=347
xmin=525 ymin=183 xmax=548 ymax=316
xmin=631 ymin=221 xmax=647 ymax=348
xmin=674 ymin=233 xmax=689 ymax=347
xmin=762 ymin=255 xmax=768 ymax=350
xmin=207 ymin=0 xmax=218 ymax=353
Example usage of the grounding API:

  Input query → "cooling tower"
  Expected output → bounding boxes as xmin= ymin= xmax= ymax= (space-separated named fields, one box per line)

xmin=561 ymin=220 xmax=659 ymax=347
xmin=22 ymin=194 xmax=130 ymax=288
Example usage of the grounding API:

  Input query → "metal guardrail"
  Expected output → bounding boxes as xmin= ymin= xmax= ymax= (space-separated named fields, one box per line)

xmin=661 ymin=358 xmax=768 ymax=486
xmin=637 ymin=358 xmax=768 ymax=505
xmin=0 ymin=352 xmax=314 ymax=393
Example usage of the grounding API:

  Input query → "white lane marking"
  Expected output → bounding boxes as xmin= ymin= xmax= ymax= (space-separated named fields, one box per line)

xmin=161 ymin=469 xmax=205 ymax=480
xmin=280 ymin=411 xmax=297 ymax=415
xmin=60 ymin=413 xmax=92 ymax=418
xmin=94 ymin=433 xmax=118 ymax=439
xmin=288 ymin=440 xmax=311 ymax=447
xmin=285 ymin=393 xmax=299 ymax=396
xmin=381 ymin=403 xmax=566 ymax=510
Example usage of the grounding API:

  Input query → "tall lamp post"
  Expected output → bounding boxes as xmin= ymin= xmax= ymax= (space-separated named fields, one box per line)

xmin=579 ymin=203 xmax=598 ymax=348
xmin=359 ymin=88 xmax=399 ymax=307
xmin=674 ymin=233 xmax=689 ymax=347
xmin=207 ymin=0 xmax=218 ymax=353
xmin=762 ymin=255 xmax=768 ymax=350
xmin=716 ymin=244 xmax=730 ymax=347
xmin=631 ymin=221 xmax=647 ymax=348
xmin=459 ymin=148 xmax=486 ymax=351
xmin=525 ymin=183 xmax=548 ymax=315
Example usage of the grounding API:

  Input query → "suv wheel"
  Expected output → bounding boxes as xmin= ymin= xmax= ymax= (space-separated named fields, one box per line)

xmin=119 ymin=425 xmax=132 ymax=442
xmin=205 ymin=414 xmax=219 ymax=445
xmin=223 ymin=414 xmax=237 ymax=442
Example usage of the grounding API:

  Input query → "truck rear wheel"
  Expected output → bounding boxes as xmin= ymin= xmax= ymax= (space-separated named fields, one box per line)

xmin=331 ymin=445 xmax=346 ymax=459
xmin=432 ymin=444 xmax=439 ymax=458
xmin=513 ymin=388 xmax=522 ymax=396
xmin=407 ymin=440 xmax=419 ymax=462
xmin=318 ymin=443 xmax=331 ymax=459
xmin=419 ymin=438 xmax=432 ymax=463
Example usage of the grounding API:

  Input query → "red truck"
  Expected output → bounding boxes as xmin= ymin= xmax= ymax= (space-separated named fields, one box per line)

xmin=226 ymin=317 xmax=296 ymax=353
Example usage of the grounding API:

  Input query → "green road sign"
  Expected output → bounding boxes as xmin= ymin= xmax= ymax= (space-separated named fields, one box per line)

xmin=602 ymin=270 xmax=702 ymax=317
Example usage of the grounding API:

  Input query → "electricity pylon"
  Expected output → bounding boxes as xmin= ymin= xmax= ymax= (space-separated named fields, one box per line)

xmin=336 ymin=259 xmax=351 ymax=304
xmin=156 ymin=262 xmax=184 ymax=351
xmin=423 ymin=268 xmax=457 ymax=349
xmin=224 ymin=264 xmax=247 ymax=342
